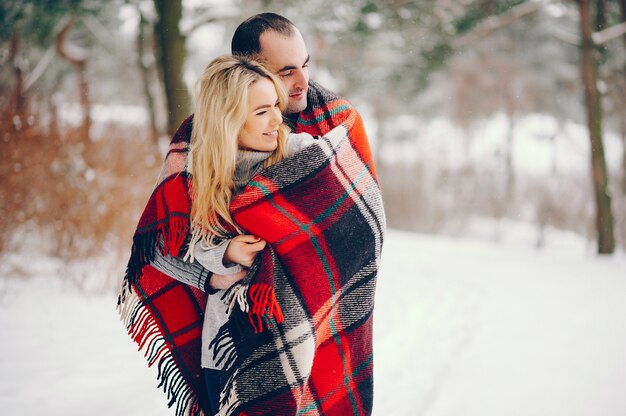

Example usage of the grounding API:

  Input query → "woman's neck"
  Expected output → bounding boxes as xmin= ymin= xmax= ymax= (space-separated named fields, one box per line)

xmin=233 ymin=149 xmax=273 ymax=193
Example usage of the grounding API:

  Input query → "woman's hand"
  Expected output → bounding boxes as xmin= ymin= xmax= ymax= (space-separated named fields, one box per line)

xmin=209 ymin=270 xmax=247 ymax=290
xmin=224 ymin=234 xmax=266 ymax=268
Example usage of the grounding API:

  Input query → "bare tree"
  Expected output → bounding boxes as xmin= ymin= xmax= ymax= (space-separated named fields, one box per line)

xmin=55 ymin=17 xmax=91 ymax=140
xmin=577 ymin=0 xmax=615 ymax=254
xmin=8 ymin=27 xmax=26 ymax=119
xmin=136 ymin=10 xmax=160 ymax=147
xmin=619 ymin=0 xmax=626 ymax=194
xmin=153 ymin=0 xmax=190 ymax=137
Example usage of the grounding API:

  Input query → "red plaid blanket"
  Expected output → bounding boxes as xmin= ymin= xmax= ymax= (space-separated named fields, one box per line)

xmin=118 ymin=82 xmax=384 ymax=416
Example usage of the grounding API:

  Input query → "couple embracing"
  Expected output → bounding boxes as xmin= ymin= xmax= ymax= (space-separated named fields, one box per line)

xmin=118 ymin=13 xmax=385 ymax=416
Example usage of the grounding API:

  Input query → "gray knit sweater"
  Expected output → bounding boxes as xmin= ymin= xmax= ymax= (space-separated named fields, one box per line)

xmin=151 ymin=132 xmax=315 ymax=369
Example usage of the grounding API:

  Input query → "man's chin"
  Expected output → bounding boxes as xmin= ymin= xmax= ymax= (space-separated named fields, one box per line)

xmin=285 ymin=98 xmax=308 ymax=115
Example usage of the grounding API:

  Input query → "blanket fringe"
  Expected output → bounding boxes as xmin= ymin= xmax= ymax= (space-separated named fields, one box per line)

xmin=223 ymin=282 xmax=249 ymax=315
xmin=219 ymin=369 xmax=242 ymax=416
xmin=209 ymin=324 xmax=238 ymax=372
xmin=162 ymin=216 xmax=189 ymax=257
xmin=248 ymin=283 xmax=284 ymax=333
xmin=125 ymin=230 xmax=158 ymax=286
xmin=124 ymin=216 xmax=190 ymax=287
xmin=117 ymin=286 xmax=206 ymax=416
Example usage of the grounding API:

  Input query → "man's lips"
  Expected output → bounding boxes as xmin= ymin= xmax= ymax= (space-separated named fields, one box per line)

xmin=289 ymin=90 xmax=306 ymax=99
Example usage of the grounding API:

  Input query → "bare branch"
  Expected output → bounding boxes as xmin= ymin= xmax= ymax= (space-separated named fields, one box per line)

xmin=24 ymin=45 xmax=55 ymax=91
xmin=55 ymin=17 xmax=88 ymax=67
xmin=592 ymin=21 xmax=626 ymax=44
xmin=83 ymin=15 xmax=131 ymax=62
xmin=550 ymin=25 xmax=580 ymax=46
xmin=452 ymin=0 xmax=545 ymax=49
xmin=181 ymin=7 xmax=238 ymax=36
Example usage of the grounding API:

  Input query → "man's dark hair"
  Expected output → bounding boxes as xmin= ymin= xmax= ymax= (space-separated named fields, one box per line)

xmin=231 ymin=13 xmax=295 ymax=57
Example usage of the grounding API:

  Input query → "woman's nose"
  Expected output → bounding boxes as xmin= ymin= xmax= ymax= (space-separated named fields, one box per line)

xmin=272 ymin=107 xmax=283 ymax=125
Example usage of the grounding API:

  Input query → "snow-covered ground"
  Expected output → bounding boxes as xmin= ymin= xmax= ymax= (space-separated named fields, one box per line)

xmin=1 ymin=227 xmax=625 ymax=415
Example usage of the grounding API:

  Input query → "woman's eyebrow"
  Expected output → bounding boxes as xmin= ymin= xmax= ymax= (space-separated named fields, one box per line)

xmin=253 ymin=104 xmax=272 ymax=111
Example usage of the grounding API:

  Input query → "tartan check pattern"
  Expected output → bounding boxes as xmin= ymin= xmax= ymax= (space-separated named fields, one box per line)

xmin=221 ymin=118 xmax=384 ymax=416
xmin=117 ymin=82 xmax=384 ymax=416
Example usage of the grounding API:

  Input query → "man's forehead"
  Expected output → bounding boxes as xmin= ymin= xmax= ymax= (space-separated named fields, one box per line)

xmin=258 ymin=30 xmax=308 ymax=69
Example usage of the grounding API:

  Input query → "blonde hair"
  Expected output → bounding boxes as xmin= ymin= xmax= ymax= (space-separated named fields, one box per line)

xmin=188 ymin=55 xmax=290 ymax=250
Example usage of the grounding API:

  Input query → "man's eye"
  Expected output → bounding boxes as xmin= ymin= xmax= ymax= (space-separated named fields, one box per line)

xmin=280 ymin=71 xmax=292 ymax=77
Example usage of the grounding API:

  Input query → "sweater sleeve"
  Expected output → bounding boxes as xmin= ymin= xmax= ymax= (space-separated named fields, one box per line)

xmin=286 ymin=132 xmax=316 ymax=155
xmin=150 ymin=238 xmax=242 ymax=294
xmin=192 ymin=239 xmax=244 ymax=275
xmin=151 ymin=246 xmax=214 ymax=293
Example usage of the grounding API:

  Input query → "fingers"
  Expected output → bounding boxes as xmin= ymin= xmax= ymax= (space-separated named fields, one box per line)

xmin=234 ymin=235 xmax=266 ymax=253
xmin=225 ymin=234 xmax=267 ymax=267
xmin=247 ymin=239 xmax=267 ymax=252
xmin=234 ymin=234 xmax=263 ymax=244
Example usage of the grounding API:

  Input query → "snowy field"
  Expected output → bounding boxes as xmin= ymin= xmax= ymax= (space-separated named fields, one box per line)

xmin=1 ymin=226 xmax=625 ymax=416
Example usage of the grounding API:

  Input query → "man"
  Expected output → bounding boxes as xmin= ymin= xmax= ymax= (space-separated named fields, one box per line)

xmin=218 ymin=14 xmax=380 ymax=416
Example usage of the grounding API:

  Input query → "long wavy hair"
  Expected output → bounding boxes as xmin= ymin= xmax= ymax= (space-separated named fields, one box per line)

xmin=188 ymin=55 xmax=289 ymax=249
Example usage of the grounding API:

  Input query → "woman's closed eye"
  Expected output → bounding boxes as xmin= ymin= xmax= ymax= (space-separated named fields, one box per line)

xmin=256 ymin=101 xmax=280 ymax=116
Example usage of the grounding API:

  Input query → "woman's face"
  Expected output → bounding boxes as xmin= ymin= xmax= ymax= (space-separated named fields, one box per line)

xmin=238 ymin=77 xmax=283 ymax=152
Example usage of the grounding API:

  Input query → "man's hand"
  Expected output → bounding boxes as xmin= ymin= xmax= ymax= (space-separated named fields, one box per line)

xmin=209 ymin=270 xmax=247 ymax=290
xmin=224 ymin=234 xmax=266 ymax=268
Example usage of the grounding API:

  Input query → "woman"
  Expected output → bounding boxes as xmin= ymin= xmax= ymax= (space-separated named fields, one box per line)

xmin=152 ymin=55 xmax=316 ymax=414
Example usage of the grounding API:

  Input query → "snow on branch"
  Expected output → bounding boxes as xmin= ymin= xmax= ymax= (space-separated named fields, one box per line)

xmin=452 ymin=0 xmax=545 ymax=49
xmin=551 ymin=21 xmax=626 ymax=46
xmin=550 ymin=26 xmax=579 ymax=46
xmin=24 ymin=46 xmax=55 ymax=91
xmin=181 ymin=7 xmax=239 ymax=36
xmin=592 ymin=21 xmax=626 ymax=45
xmin=55 ymin=17 xmax=88 ymax=67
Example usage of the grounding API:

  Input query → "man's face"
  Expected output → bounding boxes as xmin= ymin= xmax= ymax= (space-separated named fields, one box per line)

xmin=258 ymin=29 xmax=310 ymax=115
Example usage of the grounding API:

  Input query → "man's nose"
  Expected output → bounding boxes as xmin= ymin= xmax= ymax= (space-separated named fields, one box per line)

xmin=293 ymin=69 xmax=308 ymax=90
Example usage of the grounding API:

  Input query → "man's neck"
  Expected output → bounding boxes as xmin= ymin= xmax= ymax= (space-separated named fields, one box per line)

xmin=284 ymin=112 xmax=300 ymax=131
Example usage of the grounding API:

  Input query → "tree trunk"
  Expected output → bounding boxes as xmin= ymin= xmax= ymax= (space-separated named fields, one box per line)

xmin=619 ymin=0 xmax=626 ymax=195
xmin=9 ymin=28 xmax=26 ymax=120
xmin=578 ymin=0 xmax=615 ymax=254
xmin=55 ymin=18 xmax=91 ymax=140
xmin=137 ymin=12 xmax=160 ymax=147
xmin=621 ymin=120 xmax=626 ymax=194
xmin=47 ymin=88 xmax=60 ymax=139
xmin=595 ymin=0 xmax=609 ymax=61
xmin=620 ymin=0 xmax=626 ymax=50
xmin=153 ymin=0 xmax=190 ymax=137
xmin=505 ymin=111 xmax=516 ymax=202
xmin=595 ymin=0 xmax=607 ymax=30
xmin=76 ymin=64 xmax=90 ymax=141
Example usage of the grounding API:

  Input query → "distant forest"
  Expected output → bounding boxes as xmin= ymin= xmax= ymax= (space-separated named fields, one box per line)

xmin=1 ymin=0 xmax=625 ymax=280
